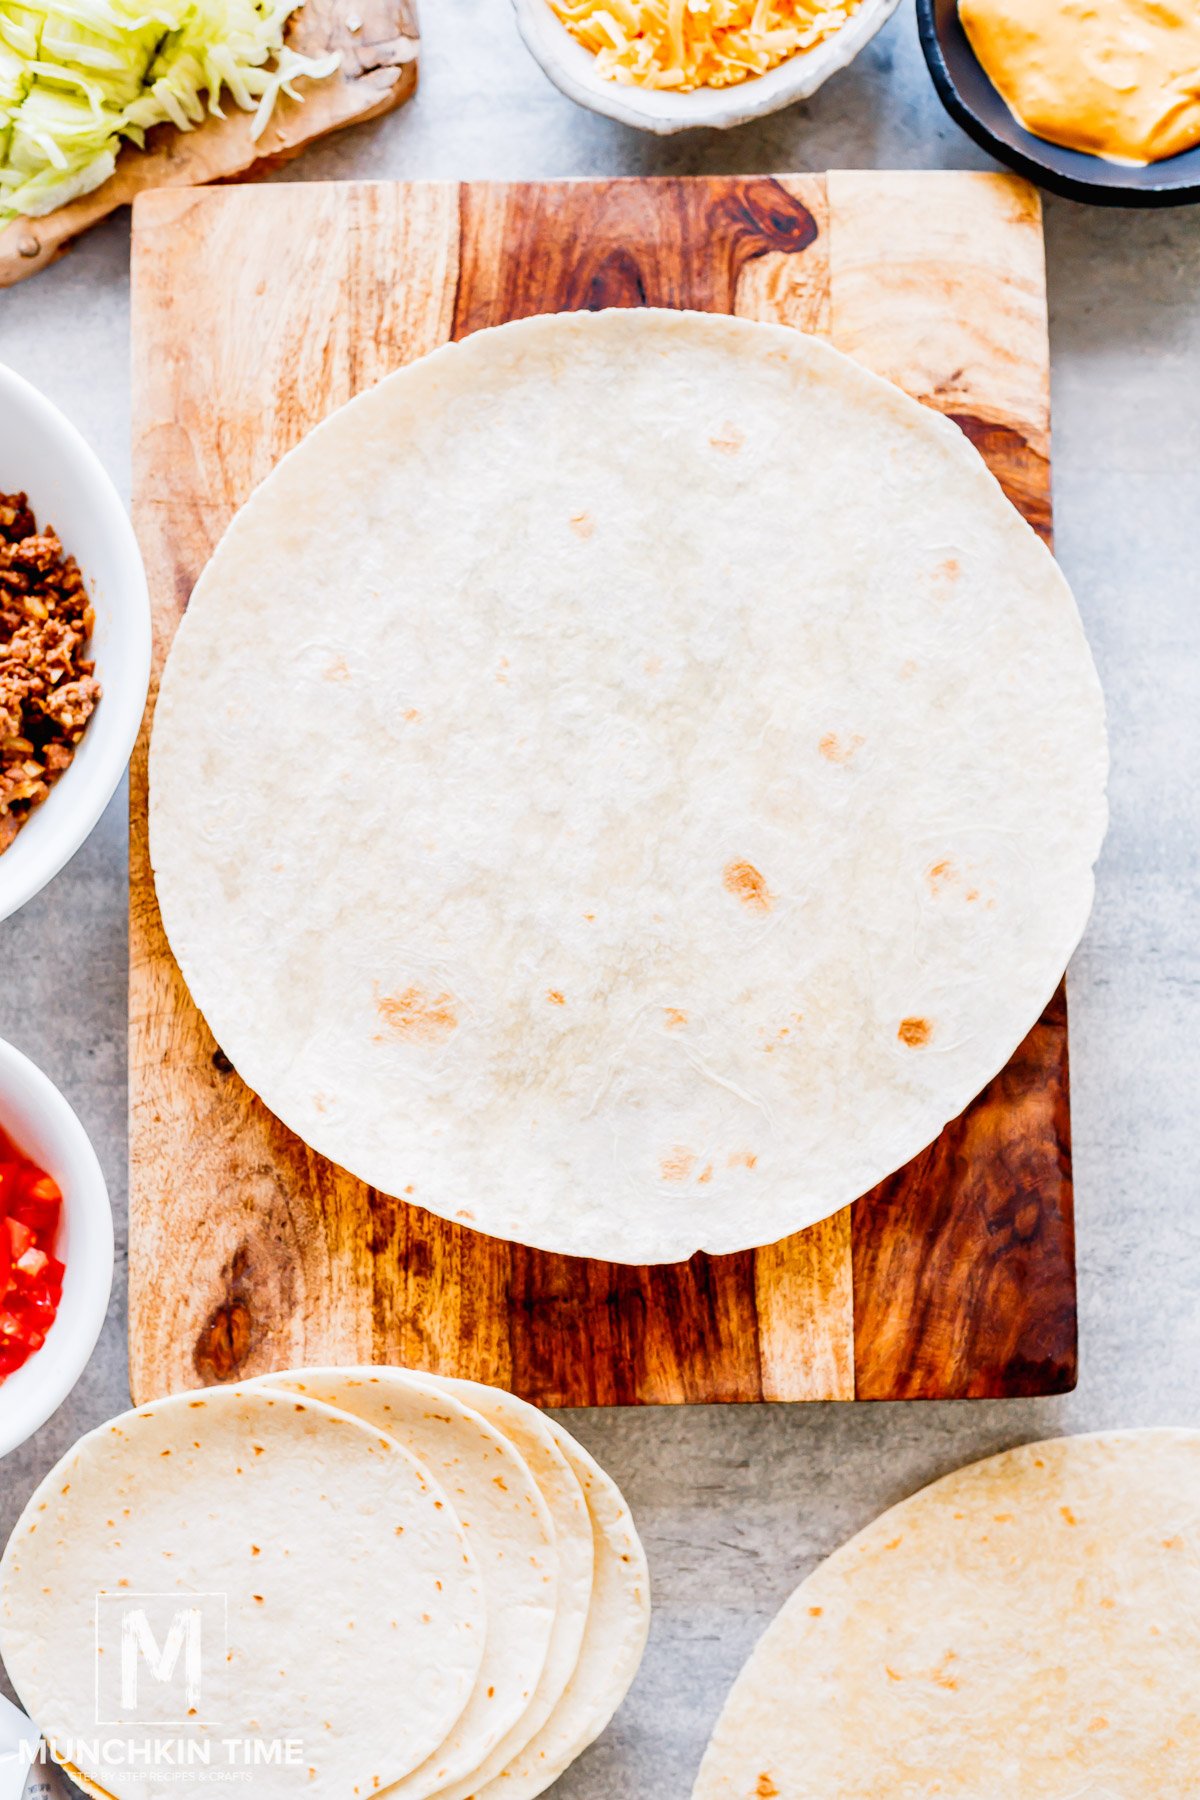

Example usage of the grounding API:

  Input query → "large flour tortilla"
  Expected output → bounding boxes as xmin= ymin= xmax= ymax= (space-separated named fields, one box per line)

xmin=150 ymin=308 xmax=1107 ymax=1262
xmin=0 ymin=1387 xmax=485 ymax=1800
xmin=693 ymin=1430 xmax=1200 ymax=1799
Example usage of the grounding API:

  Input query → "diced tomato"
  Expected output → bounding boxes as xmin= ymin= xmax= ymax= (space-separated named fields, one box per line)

xmin=10 ymin=1194 xmax=60 ymax=1236
xmin=0 ymin=1127 xmax=65 ymax=1384
xmin=6 ymin=1216 xmax=34 ymax=1259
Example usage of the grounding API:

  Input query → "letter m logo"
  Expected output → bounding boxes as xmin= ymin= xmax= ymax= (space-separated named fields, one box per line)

xmin=95 ymin=1593 xmax=227 ymax=1725
xmin=121 ymin=1607 xmax=203 ymax=1711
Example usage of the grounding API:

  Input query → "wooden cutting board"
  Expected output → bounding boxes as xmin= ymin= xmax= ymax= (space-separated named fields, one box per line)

xmin=0 ymin=0 xmax=417 ymax=288
xmin=129 ymin=171 xmax=1076 ymax=1409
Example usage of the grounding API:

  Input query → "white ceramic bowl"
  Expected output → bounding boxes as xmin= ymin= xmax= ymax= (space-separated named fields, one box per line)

xmin=0 ymin=363 xmax=150 ymax=923
xmin=512 ymin=0 xmax=902 ymax=132
xmin=0 ymin=1038 xmax=114 ymax=1460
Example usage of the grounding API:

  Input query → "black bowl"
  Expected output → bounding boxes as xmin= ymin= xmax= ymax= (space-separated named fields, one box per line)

xmin=917 ymin=0 xmax=1200 ymax=206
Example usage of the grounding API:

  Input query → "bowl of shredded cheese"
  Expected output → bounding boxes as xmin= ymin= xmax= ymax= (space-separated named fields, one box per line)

xmin=513 ymin=0 xmax=903 ymax=132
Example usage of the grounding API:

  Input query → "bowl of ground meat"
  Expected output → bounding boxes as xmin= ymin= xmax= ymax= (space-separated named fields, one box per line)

xmin=0 ymin=365 xmax=149 ymax=922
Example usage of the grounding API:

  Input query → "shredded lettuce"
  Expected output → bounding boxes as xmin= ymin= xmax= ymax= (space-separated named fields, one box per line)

xmin=0 ymin=0 xmax=338 ymax=218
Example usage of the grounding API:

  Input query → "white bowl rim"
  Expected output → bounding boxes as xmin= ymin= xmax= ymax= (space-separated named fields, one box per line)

xmin=0 ymin=1037 xmax=114 ymax=1461
xmin=512 ymin=0 xmax=904 ymax=133
xmin=0 ymin=361 xmax=150 ymax=923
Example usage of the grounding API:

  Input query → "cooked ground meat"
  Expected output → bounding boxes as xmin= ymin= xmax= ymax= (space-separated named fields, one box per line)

xmin=0 ymin=493 xmax=101 ymax=853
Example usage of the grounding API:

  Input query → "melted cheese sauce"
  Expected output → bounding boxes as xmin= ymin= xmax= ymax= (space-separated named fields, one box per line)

xmin=549 ymin=0 xmax=863 ymax=92
xmin=958 ymin=0 xmax=1200 ymax=165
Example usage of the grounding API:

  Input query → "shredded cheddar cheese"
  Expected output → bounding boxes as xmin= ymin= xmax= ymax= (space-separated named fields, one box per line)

xmin=548 ymin=0 xmax=864 ymax=90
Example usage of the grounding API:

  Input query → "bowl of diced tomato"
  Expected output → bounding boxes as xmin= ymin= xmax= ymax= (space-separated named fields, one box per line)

xmin=0 ymin=1037 xmax=113 ymax=1459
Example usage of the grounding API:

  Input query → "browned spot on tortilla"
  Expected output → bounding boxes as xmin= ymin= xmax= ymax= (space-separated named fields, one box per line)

xmin=884 ymin=1536 xmax=903 ymax=1551
xmin=323 ymin=656 xmax=351 ymax=683
xmin=1088 ymin=1717 xmax=1109 ymax=1732
xmin=547 ymin=989 xmax=566 ymax=1006
xmin=723 ymin=859 xmax=772 ymax=913
xmin=312 ymin=1092 xmax=328 ymax=1114
xmin=808 ymin=1605 xmax=822 ymax=1617
xmin=697 ymin=1164 xmax=713 ymax=1184
xmin=1164 ymin=1535 xmax=1184 ymax=1550
xmin=709 ymin=422 xmax=744 ymax=456
xmin=660 ymin=1146 xmax=696 ymax=1183
xmin=728 ymin=1150 xmax=758 ymax=1170
xmin=403 ymin=707 xmax=421 ymax=723
xmin=755 ymin=1777 xmax=778 ymax=1800
xmin=931 ymin=555 xmax=961 ymax=597
xmin=376 ymin=986 xmax=458 ymax=1043
xmin=819 ymin=731 xmax=865 ymax=765
xmin=663 ymin=1007 xmax=688 ymax=1030
xmin=927 ymin=860 xmax=983 ymax=905
xmin=897 ymin=1017 xmax=931 ymax=1047
xmin=1061 ymin=1506 xmax=1078 ymax=1526
xmin=569 ymin=511 xmax=595 ymax=539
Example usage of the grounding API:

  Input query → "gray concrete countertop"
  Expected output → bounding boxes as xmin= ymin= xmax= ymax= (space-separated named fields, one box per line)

xmin=2 ymin=3 xmax=1198 ymax=1793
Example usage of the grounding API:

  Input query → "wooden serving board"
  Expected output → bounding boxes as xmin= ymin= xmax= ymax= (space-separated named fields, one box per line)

xmin=129 ymin=171 xmax=1076 ymax=1408
xmin=0 ymin=0 xmax=418 ymax=288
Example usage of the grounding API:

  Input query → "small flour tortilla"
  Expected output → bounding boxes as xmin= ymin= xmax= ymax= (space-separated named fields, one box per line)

xmin=475 ymin=1415 xmax=651 ymax=1800
xmin=252 ymin=1369 xmax=558 ymax=1796
xmin=150 ymin=308 xmax=1107 ymax=1261
xmin=0 ymin=1386 xmax=485 ymax=1800
xmin=419 ymin=1376 xmax=596 ymax=1800
xmin=693 ymin=1430 xmax=1200 ymax=1799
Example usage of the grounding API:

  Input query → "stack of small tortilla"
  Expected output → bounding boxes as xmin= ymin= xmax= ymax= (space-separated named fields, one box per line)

xmin=0 ymin=1368 xmax=650 ymax=1799
xmin=693 ymin=1430 xmax=1200 ymax=1797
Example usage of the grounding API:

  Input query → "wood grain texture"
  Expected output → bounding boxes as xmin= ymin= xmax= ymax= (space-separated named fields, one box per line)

xmin=129 ymin=172 xmax=1075 ymax=1408
xmin=827 ymin=170 xmax=1051 ymax=542
xmin=0 ymin=0 xmax=418 ymax=289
